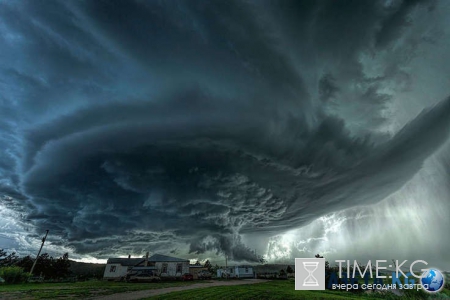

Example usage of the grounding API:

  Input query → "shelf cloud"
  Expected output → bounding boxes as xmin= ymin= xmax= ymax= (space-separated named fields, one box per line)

xmin=1 ymin=0 xmax=449 ymax=265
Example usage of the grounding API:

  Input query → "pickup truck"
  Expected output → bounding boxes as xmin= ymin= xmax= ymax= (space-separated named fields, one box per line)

xmin=127 ymin=273 xmax=161 ymax=283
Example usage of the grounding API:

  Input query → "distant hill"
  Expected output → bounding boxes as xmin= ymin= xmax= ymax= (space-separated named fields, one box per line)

xmin=69 ymin=260 xmax=105 ymax=279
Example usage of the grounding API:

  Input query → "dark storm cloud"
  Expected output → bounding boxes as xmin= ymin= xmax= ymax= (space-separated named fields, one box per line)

xmin=0 ymin=0 xmax=448 ymax=261
xmin=375 ymin=0 xmax=432 ymax=48
xmin=318 ymin=74 xmax=339 ymax=102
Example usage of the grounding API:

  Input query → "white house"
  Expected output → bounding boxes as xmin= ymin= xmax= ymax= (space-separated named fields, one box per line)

xmin=103 ymin=257 xmax=145 ymax=280
xmin=217 ymin=265 xmax=254 ymax=278
xmin=147 ymin=254 xmax=190 ymax=278
xmin=103 ymin=254 xmax=190 ymax=280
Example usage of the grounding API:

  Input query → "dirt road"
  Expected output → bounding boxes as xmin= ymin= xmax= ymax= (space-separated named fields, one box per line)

xmin=91 ymin=279 xmax=269 ymax=300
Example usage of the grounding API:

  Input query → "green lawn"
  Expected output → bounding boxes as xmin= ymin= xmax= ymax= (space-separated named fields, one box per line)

xmin=0 ymin=280 xmax=203 ymax=299
xmin=0 ymin=279 xmax=448 ymax=299
xmin=148 ymin=280 xmax=450 ymax=300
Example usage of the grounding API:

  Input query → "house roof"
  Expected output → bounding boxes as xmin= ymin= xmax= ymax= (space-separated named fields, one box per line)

xmin=149 ymin=253 xmax=189 ymax=262
xmin=106 ymin=258 xmax=145 ymax=266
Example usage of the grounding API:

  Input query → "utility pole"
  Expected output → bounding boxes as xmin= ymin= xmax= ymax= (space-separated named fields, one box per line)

xmin=29 ymin=230 xmax=49 ymax=276
xmin=225 ymin=255 xmax=228 ymax=279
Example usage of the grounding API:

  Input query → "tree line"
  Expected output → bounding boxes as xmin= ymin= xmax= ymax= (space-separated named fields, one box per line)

xmin=0 ymin=249 xmax=71 ymax=282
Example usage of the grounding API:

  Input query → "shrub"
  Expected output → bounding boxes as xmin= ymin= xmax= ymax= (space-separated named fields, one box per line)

xmin=0 ymin=266 xmax=29 ymax=284
xmin=286 ymin=265 xmax=293 ymax=274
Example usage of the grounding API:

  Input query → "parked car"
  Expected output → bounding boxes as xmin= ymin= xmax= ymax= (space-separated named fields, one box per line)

xmin=181 ymin=273 xmax=194 ymax=281
xmin=127 ymin=273 xmax=161 ymax=283
xmin=197 ymin=270 xmax=212 ymax=279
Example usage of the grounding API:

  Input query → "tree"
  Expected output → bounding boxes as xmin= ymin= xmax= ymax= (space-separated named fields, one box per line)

xmin=32 ymin=253 xmax=54 ymax=278
xmin=0 ymin=251 xmax=19 ymax=267
xmin=15 ymin=255 xmax=34 ymax=273
xmin=53 ymin=253 xmax=71 ymax=278
xmin=204 ymin=260 xmax=212 ymax=272
xmin=258 ymin=255 xmax=267 ymax=264
xmin=211 ymin=264 xmax=220 ymax=274
xmin=286 ymin=265 xmax=294 ymax=274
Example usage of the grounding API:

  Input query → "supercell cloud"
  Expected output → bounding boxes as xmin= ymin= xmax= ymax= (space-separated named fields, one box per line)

xmin=1 ymin=0 xmax=450 ymax=266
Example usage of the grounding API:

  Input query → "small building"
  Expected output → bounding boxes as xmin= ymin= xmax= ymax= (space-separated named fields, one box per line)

xmin=103 ymin=254 xmax=190 ymax=280
xmin=217 ymin=265 xmax=254 ymax=278
xmin=189 ymin=263 xmax=209 ymax=279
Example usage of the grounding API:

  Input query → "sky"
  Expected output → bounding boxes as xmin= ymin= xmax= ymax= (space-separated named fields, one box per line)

xmin=0 ymin=0 xmax=449 ymax=270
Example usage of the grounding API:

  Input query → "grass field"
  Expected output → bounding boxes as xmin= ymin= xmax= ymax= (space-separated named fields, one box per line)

xmin=148 ymin=280 xmax=450 ymax=300
xmin=0 ymin=279 xmax=448 ymax=299
xmin=0 ymin=280 xmax=203 ymax=299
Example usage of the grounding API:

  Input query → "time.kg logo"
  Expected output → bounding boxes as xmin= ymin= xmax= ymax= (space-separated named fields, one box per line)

xmin=295 ymin=258 xmax=325 ymax=290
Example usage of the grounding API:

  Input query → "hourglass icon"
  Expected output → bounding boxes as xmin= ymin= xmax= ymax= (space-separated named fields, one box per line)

xmin=302 ymin=261 xmax=319 ymax=286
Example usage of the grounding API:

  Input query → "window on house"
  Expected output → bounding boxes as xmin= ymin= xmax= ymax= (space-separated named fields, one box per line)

xmin=230 ymin=268 xmax=233 ymax=273
xmin=162 ymin=263 xmax=168 ymax=273
xmin=110 ymin=266 xmax=116 ymax=272
xmin=245 ymin=267 xmax=249 ymax=273
xmin=176 ymin=263 xmax=182 ymax=273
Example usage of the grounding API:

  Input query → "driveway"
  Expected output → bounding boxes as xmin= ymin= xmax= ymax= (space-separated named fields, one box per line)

xmin=91 ymin=279 xmax=270 ymax=300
